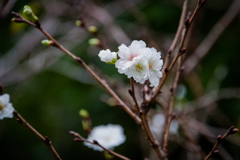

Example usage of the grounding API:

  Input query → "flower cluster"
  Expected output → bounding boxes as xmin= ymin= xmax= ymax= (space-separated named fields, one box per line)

xmin=84 ymin=124 xmax=126 ymax=151
xmin=98 ymin=40 xmax=163 ymax=87
xmin=0 ymin=94 xmax=14 ymax=120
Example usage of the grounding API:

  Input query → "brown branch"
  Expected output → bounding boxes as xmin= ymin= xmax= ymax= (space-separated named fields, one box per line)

xmin=129 ymin=78 xmax=140 ymax=112
xmin=149 ymin=0 xmax=206 ymax=104
xmin=184 ymin=0 xmax=240 ymax=74
xmin=162 ymin=0 xmax=188 ymax=73
xmin=140 ymin=110 xmax=164 ymax=160
xmin=204 ymin=126 xmax=239 ymax=160
xmin=69 ymin=131 xmax=131 ymax=160
xmin=11 ymin=12 xmax=141 ymax=125
xmin=13 ymin=110 xmax=61 ymax=160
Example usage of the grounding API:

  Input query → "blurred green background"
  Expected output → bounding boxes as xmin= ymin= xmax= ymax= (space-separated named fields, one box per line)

xmin=0 ymin=0 xmax=240 ymax=160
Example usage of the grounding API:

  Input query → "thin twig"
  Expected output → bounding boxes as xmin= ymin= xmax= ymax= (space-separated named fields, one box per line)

xmin=162 ymin=0 xmax=188 ymax=73
xmin=13 ymin=110 xmax=62 ymax=160
xmin=149 ymin=0 xmax=206 ymax=104
xmin=11 ymin=12 xmax=141 ymax=125
xmin=69 ymin=131 xmax=131 ymax=160
xmin=204 ymin=126 xmax=239 ymax=160
xmin=129 ymin=78 xmax=140 ymax=112
xmin=140 ymin=111 xmax=164 ymax=160
xmin=184 ymin=0 xmax=240 ymax=74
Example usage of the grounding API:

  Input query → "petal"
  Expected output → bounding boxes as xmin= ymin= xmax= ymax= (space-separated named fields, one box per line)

xmin=0 ymin=94 xmax=10 ymax=106
xmin=118 ymin=44 xmax=131 ymax=60
xmin=0 ymin=103 xmax=14 ymax=119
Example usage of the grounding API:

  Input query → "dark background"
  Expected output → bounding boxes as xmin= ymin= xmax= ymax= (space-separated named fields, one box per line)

xmin=0 ymin=0 xmax=240 ymax=159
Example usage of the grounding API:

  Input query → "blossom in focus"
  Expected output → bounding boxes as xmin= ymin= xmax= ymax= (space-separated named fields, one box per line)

xmin=115 ymin=40 xmax=149 ymax=73
xmin=0 ymin=94 xmax=14 ymax=120
xmin=115 ymin=40 xmax=163 ymax=87
xmin=124 ymin=56 xmax=149 ymax=84
xmin=98 ymin=49 xmax=117 ymax=64
xmin=144 ymin=48 xmax=163 ymax=87
xmin=84 ymin=124 xmax=126 ymax=151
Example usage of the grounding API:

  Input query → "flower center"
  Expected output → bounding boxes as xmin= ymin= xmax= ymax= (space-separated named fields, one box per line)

xmin=136 ymin=64 xmax=143 ymax=72
xmin=104 ymin=137 xmax=111 ymax=142
xmin=0 ymin=104 xmax=4 ymax=111
xmin=149 ymin=63 xmax=153 ymax=70
xmin=130 ymin=54 xmax=137 ymax=61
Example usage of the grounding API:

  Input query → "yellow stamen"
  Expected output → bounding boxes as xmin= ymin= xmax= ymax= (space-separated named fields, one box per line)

xmin=136 ymin=64 xmax=143 ymax=72
xmin=0 ymin=105 xmax=4 ymax=111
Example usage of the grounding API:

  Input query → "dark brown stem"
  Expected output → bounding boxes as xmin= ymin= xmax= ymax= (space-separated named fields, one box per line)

xmin=11 ymin=12 xmax=141 ymax=125
xmin=204 ymin=126 xmax=239 ymax=160
xmin=69 ymin=131 xmax=131 ymax=160
xmin=129 ymin=78 xmax=140 ymax=112
xmin=13 ymin=110 xmax=61 ymax=160
xmin=184 ymin=0 xmax=240 ymax=74
xmin=150 ymin=0 xmax=206 ymax=104
xmin=139 ymin=102 xmax=165 ymax=160
xmin=163 ymin=52 xmax=183 ymax=154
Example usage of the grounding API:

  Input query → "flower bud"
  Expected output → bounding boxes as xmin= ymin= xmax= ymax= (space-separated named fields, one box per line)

xmin=88 ymin=26 xmax=98 ymax=33
xmin=98 ymin=49 xmax=117 ymax=64
xmin=88 ymin=38 xmax=100 ymax=46
xmin=23 ymin=5 xmax=32 ymax=16
xmin=79 ymin=109 xmax=89 ymax=118
xmin=41 ymin=40 xmax=53 ymax=46
xmin=104 ymin=150 xmax=114 ymax=159
xmin=11 ymin=18 xmax=24 ymax=23
xmin=23 ymin=5 xmax=38 ymax=22
xmin=75 ymin=20 xmax=82 ymax=26
xmin=79 ymin=109 xmax=92 ymax=134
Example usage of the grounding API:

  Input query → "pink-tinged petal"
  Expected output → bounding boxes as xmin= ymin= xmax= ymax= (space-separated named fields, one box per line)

xmin=118 ymin=44 xmax=131 ymax=60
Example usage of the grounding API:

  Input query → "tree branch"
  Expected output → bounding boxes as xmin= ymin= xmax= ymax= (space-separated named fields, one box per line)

xmin=13 ymin=110 xmax=62 ymax=160
xmin=69 ymin=131 xmax=131 ymax=160
xmin=149 ymin=0 xmax=206 ymax=104
xmin=11 ymin=12 xmax=141 ymax=125
xmin=204 ymin=126 xmax=239 ymax=160
xmin=184 ymin=0 xmax=240 ymax=74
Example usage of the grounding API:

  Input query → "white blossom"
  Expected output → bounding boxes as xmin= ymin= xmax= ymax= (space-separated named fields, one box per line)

xmin=84 ymin=124 xmax=126 ymax=151
xmin=144 ymin=48 xmax=163 ymax=87
xmin=115 ymin=40 xmax=163 ymax=86
xmin=124 ymin=56 xmax=149 ymax=84
xmin=115 ymin=40 xmax=149 ymax=73
xmin=0 ymin=94 xmax=14 ymax=120
xmin=98 ymin=49 xmax=117 ymax=64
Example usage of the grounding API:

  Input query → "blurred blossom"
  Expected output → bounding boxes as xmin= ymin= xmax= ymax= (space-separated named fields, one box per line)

xmin=98 ymin=49 xmax=117 ymax=64
xmin=176 ymin=85 xmax=187 ymax=100
xmin=0 ymin=94 xmax=14 ymax=120
xmin=115 ymin=40 xmax=163 ymax=86
xmin=214 ymin=65 xmax=228 ymax=81
xmin=84 ymin=124 xmax=126 ymax=151
xmin=150 ymin=113 xmax=179 ymax=138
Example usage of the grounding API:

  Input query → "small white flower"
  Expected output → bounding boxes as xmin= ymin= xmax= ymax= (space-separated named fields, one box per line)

xmin=115 ymin=40 xmax=149 ymax=72
xmin=84 ymin=124 xmax=126 ymax=151
xmin=98 ymin=49 xmax=117 ymax=64
xmin=0 ymin=94 xmax=14 ymax=120
xmin=144 ymin=48 xmax=163 ymax=87
xmin=115 ymin=40 xmax=163 ymax=86
xmin=124 ymin=56 xmax=149 ymax=84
